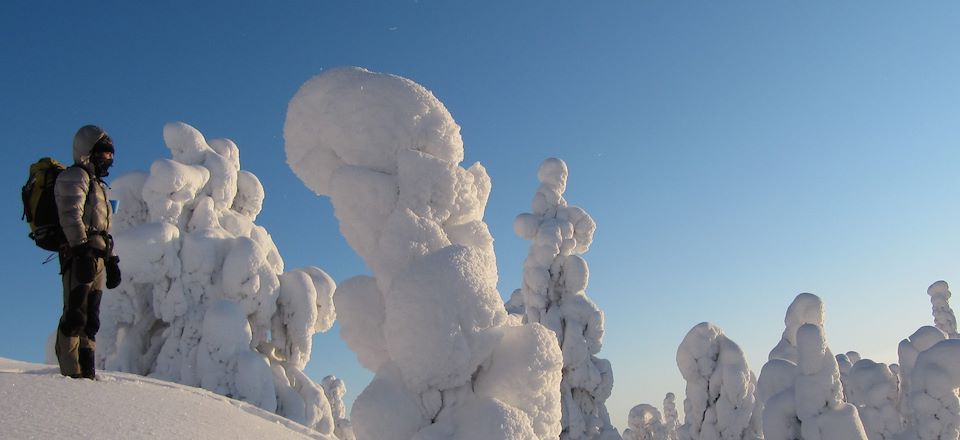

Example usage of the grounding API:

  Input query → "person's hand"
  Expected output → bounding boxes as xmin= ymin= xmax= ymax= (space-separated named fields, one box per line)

xmin=106 ymin=256 xmax=121 ymax=289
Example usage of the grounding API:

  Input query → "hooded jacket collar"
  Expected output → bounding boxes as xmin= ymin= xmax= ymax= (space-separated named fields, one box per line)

xmin=73 ymin=125 xmax=108 ymax=175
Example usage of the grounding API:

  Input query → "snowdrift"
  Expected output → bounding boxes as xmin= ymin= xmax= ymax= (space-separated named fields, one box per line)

xmin=0 ymin=357 xmax=333 ymax=440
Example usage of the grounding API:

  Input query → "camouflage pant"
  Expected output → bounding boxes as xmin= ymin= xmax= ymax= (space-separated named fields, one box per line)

xmin=55 ymin=255 xmax=104 ymax=377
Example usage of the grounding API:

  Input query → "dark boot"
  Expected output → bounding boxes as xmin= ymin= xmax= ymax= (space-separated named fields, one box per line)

xmin=78 ymin=347 xmax=96 ymax=380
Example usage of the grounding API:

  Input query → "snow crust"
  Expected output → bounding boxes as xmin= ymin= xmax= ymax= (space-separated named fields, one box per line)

xmin=285 ymin=67 xmax=562 ymax=440
xmin=90 ymin=122 xmax=345 ymax=436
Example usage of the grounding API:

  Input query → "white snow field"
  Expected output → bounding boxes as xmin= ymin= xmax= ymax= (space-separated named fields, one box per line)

xmin=0 ymin=357 xmax=332 ymax=440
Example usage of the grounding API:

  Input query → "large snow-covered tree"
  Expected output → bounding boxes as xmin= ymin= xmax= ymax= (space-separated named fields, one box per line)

xmin=284 ymin=66 xmax=564 ymax=440
xmin=512 ymin=158 xmax=619 ymax=440
xmin=90 ymin=122 xmax=343 ymax=436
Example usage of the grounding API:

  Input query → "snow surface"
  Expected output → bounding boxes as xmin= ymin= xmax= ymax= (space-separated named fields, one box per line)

xmin=0 ymin=357 xmax=333 ymax=440
xmin=285 ymin=66 xmax=563 ymax=440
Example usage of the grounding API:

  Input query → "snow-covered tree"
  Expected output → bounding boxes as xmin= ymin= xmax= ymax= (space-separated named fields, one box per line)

xmin=93 ymin=122 xmax=341 ymax=435
xmin=905 ymin=339 xmax=960 ymax=440
xmin=284 ymin=66 xmax=564 ymax=440
xmin=663 ymin=393 xmax=679 ymax=440
xmin=845 ymin=359 xmax=901 ymax=439
xmin=896 ymin=325 xmax=952 ymax=439
xmin=760 ymin=293 xmax=870 ymax=440
xmin=323 ymin=375 xmax=356 ymax=440
xmin=762 ymin=321 xmax=868 ymax=440
xmin=676 ymin=322 xmax=761 ymax=440
xmin=927 ymin=281 xmax=959 ymax=339
xmin=897 ymin=326 xmax=947 ymax=423
xmin=512 ymin=157 xmax=619 ymax=440
xmin=622 ymin=404 xmax=668 ymax=440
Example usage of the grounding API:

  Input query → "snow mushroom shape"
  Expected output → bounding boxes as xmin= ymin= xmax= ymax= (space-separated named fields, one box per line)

xmin=284 ymin=66 xmax=463 ymax=196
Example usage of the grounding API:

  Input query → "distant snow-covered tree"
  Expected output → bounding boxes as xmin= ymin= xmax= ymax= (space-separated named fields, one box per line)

xmin=94 ymin=122 xmax=341 ymax=435
xmin=927 ymin=281 xmax=959 ymax=339
xmin=322 ymin=375 xmax=355 ymax=440
xmin=622 ymin=404 xmax=667 ymax=440
xmin=663 ymin=393 xmax=679 ymax=440
xmin=513 ymin=158 xmax=620 ymax=440
xmin=285 ymin=67 xmax=564 ymax=440
xmin=676 ymin=322 xmax=761 ymax=440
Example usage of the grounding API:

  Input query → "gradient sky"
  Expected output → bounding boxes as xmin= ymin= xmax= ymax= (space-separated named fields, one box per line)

xmin=3 ymin=0 xmax=960 ymax=431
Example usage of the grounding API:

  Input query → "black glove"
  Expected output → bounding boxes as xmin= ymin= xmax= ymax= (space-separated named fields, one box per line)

xmin=105 ymin=256 xmax=121 ymax=289
xmin=71 ymin=243 xmax=96 ymax=284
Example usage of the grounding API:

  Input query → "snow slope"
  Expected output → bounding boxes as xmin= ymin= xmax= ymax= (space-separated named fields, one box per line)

xmin=0 ymin=357 xmax=333 ymax=440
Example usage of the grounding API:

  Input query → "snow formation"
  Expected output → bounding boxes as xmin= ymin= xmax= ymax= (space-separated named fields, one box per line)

xmin=285 ymin=66 xmax=563 ymax=440
xmin=90 ymin=122 xmax=344 ymax=436
xmin=512 ymin=158 xmax=618 ymax=440
xmin=675 ymin=322 xmax=761 ymax=440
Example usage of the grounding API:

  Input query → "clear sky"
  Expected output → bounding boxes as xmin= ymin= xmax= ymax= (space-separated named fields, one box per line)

xmin=3 ymin=0 xmax=960 ymax=432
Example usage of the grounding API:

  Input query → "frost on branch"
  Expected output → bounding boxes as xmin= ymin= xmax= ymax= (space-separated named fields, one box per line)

xmin=94 ymin=122 xmax=343 ymax=435
xmin=285 ymin=67 xmax=563 ymax=440
xmin=675 ymin=322 xmax=761 ymax=440
xmin=513 ymin=158 xmax=619 ymax=440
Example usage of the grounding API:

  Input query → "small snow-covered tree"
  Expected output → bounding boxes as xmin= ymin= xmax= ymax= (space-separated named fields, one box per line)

xmin=285 ymin=67 xmax=564 ymax=440
xmin=323 ymin=375 xmax=355 ymax=440
xmin=676 ymin=322 xmax=761 ymax=440
xmin=512 ymin=157 xmax=619 ymax=440
xmin=94 ymin=122 xmax=341 ymax=435
xmin=663 ymin=393 xmax=679 ymax=440
xmin=927 ymin=281 xmax=959 ymax=339
xmin=622 ymin=404 xmax=667 ymax=440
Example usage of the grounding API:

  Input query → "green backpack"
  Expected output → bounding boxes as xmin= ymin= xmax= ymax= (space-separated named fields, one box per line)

xmin=21 ymin=157 xmax=67 ymax=251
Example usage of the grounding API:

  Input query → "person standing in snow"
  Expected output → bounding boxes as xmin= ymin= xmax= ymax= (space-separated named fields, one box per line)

xmin=54 ymin=125 xmax=121 ymax=379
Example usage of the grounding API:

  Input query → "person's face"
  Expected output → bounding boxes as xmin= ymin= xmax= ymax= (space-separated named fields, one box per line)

xmin=93 ymin=150 xmax=114 ymax=162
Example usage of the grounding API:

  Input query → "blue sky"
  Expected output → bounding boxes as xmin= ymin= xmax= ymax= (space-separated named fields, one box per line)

xmin=3 ymin=0 xmax=960 ymax=430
